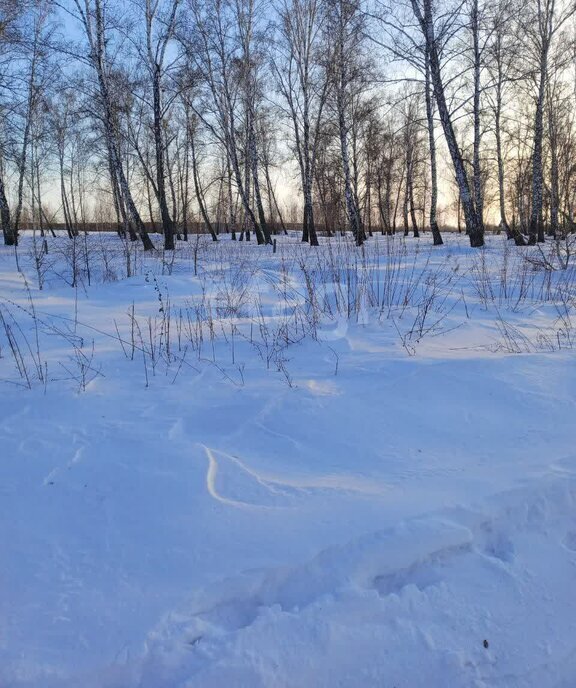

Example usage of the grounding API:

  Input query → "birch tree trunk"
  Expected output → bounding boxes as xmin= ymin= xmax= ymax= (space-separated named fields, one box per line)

xmin=471 ymin=0 xmax=484 ymax=231
xmin=547 ymin=85 xmax=559 ymax=238
xmin=144 ymin=0 xmax=180 ymax=250
xmin=247 ymin=110 xmax=271 ymax=243
xmin=14 ymin=63 xmax=36 ymax=238
xmin=74 ymin=0 xmax=154 ymax=250
xmin=152 ymin=66 xmax=175 ymax=249
xmin=189 ymin=117 xmax=218 ymax=241
xmin=0 ymin=175 xmax=13 ymax=246
xmin=529 ymin=50 xmax=548 ymax=244
xmin=273 ymin=0 xmax=326 ymax=246
xmin=424 ymin=47 xmax=443 ymax=245
xmin=332 ymin=0 xmax=363 ymax=245
xmin=410 ymin=0 xmax=484 ymax=247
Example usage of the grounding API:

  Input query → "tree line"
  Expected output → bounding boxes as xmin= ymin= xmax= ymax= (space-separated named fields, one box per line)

xmin=0 ymin=0 xmax=575 ymax=250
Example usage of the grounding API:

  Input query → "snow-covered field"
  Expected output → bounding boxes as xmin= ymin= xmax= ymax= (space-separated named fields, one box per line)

xmin=1 ymin=232 xmax=576 ymax=687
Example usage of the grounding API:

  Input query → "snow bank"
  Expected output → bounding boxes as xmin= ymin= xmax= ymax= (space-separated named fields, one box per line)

xmin=0 ymin=233 xmax=575 ymax=687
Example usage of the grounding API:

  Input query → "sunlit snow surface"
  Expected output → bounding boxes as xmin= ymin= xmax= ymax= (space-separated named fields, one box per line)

xmin=1 ymin=232 xmax=575 ymax=687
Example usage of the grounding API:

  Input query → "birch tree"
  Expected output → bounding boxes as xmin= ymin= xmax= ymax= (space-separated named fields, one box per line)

xmin=184 ymin=0 xmax=271 ymax=244
xmin=521 ymin=0 xmax=575 ymax=243
xmin=0 ymin=0 xmax=30 ymax=245
xmin=325 ymin=0 xmax=366 ymax=245
xmin=70 ymin=0 xmax=155 ymax=249
xmin=272 ymin=0 xmax=328 ymax=245
xmin=372 ymin=0 xmax=444 ymax=244
xmin=409 ymin=0 xmax=485 ymax=246
xmin=468 ymin=0 xmax=485 ymax=233
xmin=485 ymin=1 xmax=526 ymax=244
xmin=136 ymin=0 xmax=181 ymax=249
xmin=424 ymin=45 xmax=442 ymax=244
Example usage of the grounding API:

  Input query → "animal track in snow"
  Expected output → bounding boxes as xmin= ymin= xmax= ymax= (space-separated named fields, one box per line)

xmin=200 ymin=443 xmax=392 ymax=509
xmin=159 ymin=472 xmax=576 ymax=647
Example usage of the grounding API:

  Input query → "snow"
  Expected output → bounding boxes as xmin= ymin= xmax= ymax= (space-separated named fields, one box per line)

xmin=0 ymin=232 xmax=575 ymax=687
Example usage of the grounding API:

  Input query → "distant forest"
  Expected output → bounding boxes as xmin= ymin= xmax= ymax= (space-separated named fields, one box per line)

xmin=1 ymin=0 xmax=575 ymax=249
